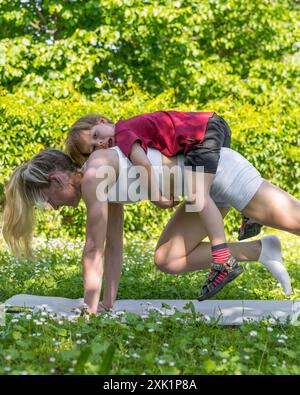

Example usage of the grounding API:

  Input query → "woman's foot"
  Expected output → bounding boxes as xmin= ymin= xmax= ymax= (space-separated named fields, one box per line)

xmin=238 ymin=216 xmax=263 ymax=240
xmin=198 ymin=256 xmax=244 ymax=301
xmin=258 ymin=235 xmax=292 ymax=296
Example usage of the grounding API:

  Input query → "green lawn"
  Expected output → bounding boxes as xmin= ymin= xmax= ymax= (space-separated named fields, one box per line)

xmin=0 ymin=229 xmax=300 ymax=375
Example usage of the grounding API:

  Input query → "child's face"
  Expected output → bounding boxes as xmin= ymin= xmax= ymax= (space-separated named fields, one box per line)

xmin=79 ymin=122 xmax=115 ymax=156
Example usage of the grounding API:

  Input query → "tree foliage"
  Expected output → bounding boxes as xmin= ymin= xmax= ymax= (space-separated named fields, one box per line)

xmin=0 ymin=0 xmax=299 ymax=239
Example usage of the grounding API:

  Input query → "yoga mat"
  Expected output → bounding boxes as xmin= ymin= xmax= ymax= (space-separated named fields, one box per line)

xmin=4 ymin=294 xmax=300 ymax=325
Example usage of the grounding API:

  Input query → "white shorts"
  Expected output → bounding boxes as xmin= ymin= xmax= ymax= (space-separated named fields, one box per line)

xmin=177 ymin=147 xmax=263 ymax=212
xmin=210 ymin=148 xmax=263 ymax=211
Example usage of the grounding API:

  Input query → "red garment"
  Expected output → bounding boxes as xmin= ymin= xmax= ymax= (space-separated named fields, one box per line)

xmin=115 ymin=111 xmax=214 ymax=158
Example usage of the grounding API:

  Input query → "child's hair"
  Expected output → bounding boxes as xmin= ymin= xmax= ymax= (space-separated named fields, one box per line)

xmin=65 ymin=113 xmax=114 ymax=166
xmin=2 ymin=149 xmax=78 ymax=257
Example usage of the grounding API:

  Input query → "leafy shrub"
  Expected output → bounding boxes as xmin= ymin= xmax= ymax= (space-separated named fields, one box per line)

xmin=0 ymin=0 xmax=299 ymax=241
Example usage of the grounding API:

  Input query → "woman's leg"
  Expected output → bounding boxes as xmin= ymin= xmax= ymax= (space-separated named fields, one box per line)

xmin=242 ymin=180 xmax=300 ymax=236
xmin=154 ymin=202 xmax=261 ymax=274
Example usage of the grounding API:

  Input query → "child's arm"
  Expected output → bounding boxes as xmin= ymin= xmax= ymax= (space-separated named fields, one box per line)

xmin=129 ymin=142 xmax=175 ymax=208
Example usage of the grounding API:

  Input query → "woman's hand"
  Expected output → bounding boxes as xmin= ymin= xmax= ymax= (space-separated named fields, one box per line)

xmin=97 ymin=302 xmax=111 ymax=313
xmin=71 ymin=303 xmax=96 ymax=318
xmin=72 ymin=302 xmax=110 ymax=316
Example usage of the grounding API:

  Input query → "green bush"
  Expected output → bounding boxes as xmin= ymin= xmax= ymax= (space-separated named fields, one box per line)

xmin=0 ymin=0 xmax=299 ymax=242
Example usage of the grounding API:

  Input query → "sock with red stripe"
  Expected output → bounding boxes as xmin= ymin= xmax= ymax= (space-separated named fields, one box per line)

xmin=211 ymin=243 xmax=230 ymax=264
xmin=210 ymin=243 xmax=231 ymax=287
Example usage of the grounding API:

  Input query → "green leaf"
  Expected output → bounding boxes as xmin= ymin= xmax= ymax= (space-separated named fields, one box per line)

xmin=203 ymin=359 xmax=216 ymax=373
xmin=99 ymin=344 xmax=116 ymax=375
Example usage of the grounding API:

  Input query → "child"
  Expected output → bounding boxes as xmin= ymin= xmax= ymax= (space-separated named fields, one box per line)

xmin=65 ymin=111 xmax=260 ymax=300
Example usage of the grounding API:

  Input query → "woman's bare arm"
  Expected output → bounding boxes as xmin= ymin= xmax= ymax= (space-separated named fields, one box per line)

xmin=102 ymin=203 xmax=124 ymax=309
xmin=81 ymin=150 xmax=118 ymax=313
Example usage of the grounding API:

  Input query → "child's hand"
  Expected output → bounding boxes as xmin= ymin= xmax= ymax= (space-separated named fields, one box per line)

xmin=153 ymin=194 xmax=178 ymax=209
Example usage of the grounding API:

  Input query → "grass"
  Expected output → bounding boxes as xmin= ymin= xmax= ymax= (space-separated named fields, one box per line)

xmin=0 ymin=228 xmax=300 ymax=374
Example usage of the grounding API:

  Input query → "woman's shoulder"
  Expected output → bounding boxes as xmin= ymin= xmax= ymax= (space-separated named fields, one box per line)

xmin=81 ymin=148 xmax=119 ymax=174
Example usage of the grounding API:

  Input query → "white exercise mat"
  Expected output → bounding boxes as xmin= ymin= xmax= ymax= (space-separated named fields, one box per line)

xmin=4 ymin=294 xmax=300 ymax=325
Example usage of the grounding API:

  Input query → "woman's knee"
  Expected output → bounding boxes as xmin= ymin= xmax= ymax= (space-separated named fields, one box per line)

xmin=154 ymin=247 xmax=169 ymax=268
xmin=154 ymin=248 xmax=178 ymax=273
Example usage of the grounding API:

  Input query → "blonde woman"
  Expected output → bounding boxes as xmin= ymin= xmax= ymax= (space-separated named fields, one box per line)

xmin=3 ymin=146 xmax=296 ymax=313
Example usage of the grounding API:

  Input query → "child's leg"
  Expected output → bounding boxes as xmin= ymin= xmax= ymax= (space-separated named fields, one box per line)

xmin=186 ymin=170 xmax=227 ymax=246
xmin=215 ymin=115 xmax=262 ymax=241
xmin=184 ymin=114 xmax=243 ymax=300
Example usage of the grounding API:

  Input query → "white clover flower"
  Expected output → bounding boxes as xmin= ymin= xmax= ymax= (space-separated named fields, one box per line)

xmin=50 ymin=368 xmax=56 ymax=373
xmin=249 ymin=331 xmax=258 ymax=337
xmin=128 ymin=335 xmax=135 ymax=339
xmin=75 ymin=333 xmax=81 ymax=337
xmin=267 ymin=327 xmax=273 ymax=332
xmin=5 ymin=355 xmax=12 ymax=361
xmin=26 ymin=315 xmax=32 ymax=320
xmin=20 ymin=371 xmax=28 ymax=375
xmin=49 ymin=357 xmax=56 ymax=363
xmin=3 ymin=367 xmax=11 ymax=372
xmin=54 ymin=341 xmax=60 ymax=346
xmin=163 ymin=343 xmax=169 ymax=347
xmin=68 ymin=368 xmax=75 ymax=372
xmin=116 ymin=311 xmax=125 ymax=316
xmin=202 ymin=349 xmax=208 ymax=353
xmin=81 ymin=339 xmax=87 ymax=344
xmin=169 ymin=362 xmax=175 ymax=366
xmin=280 ymin=334 xmax=288 ymax=340
xmin=268 ymin=318 xmax=276 ymax=325
xmin=204 ymin=315 xmax=211 ymax=323
xmin=132 ymin=353 xmax=140 ymax=359
xmin=277 ymin=339 xmax=285 ymax=344
xmin=72 ymin=360 xmax=77 ymax=365
xmin=76 ymin=340 xmax=82 ymax=345
xmin=158 ymin=359 xmax=165 ymax=365
xmin=148 ymin=328 xmax=154 ymax=333
xmin=244 ymin=355 xmax=250 ymax=360
xmin=58 ymin=320 xmax=64 ymax=325
xmin=41 ymin=312 xmax=48 ymax=317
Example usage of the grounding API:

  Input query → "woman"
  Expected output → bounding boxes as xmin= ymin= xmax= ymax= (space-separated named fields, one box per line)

xmin=2 ymin=146 xmax=296 ymax=313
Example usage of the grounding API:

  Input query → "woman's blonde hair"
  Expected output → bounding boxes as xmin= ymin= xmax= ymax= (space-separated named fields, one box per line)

xmin=65 ymin=113 xmax=114 ymax=166
xmin=2 ymin=149 xmax=78 ymax=257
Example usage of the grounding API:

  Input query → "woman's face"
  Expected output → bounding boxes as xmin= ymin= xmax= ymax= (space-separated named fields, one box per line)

xmin=42 ymin=170 xmax=82 ymax=210
xmin=79 ymin=123 xmax=115 ymax=156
